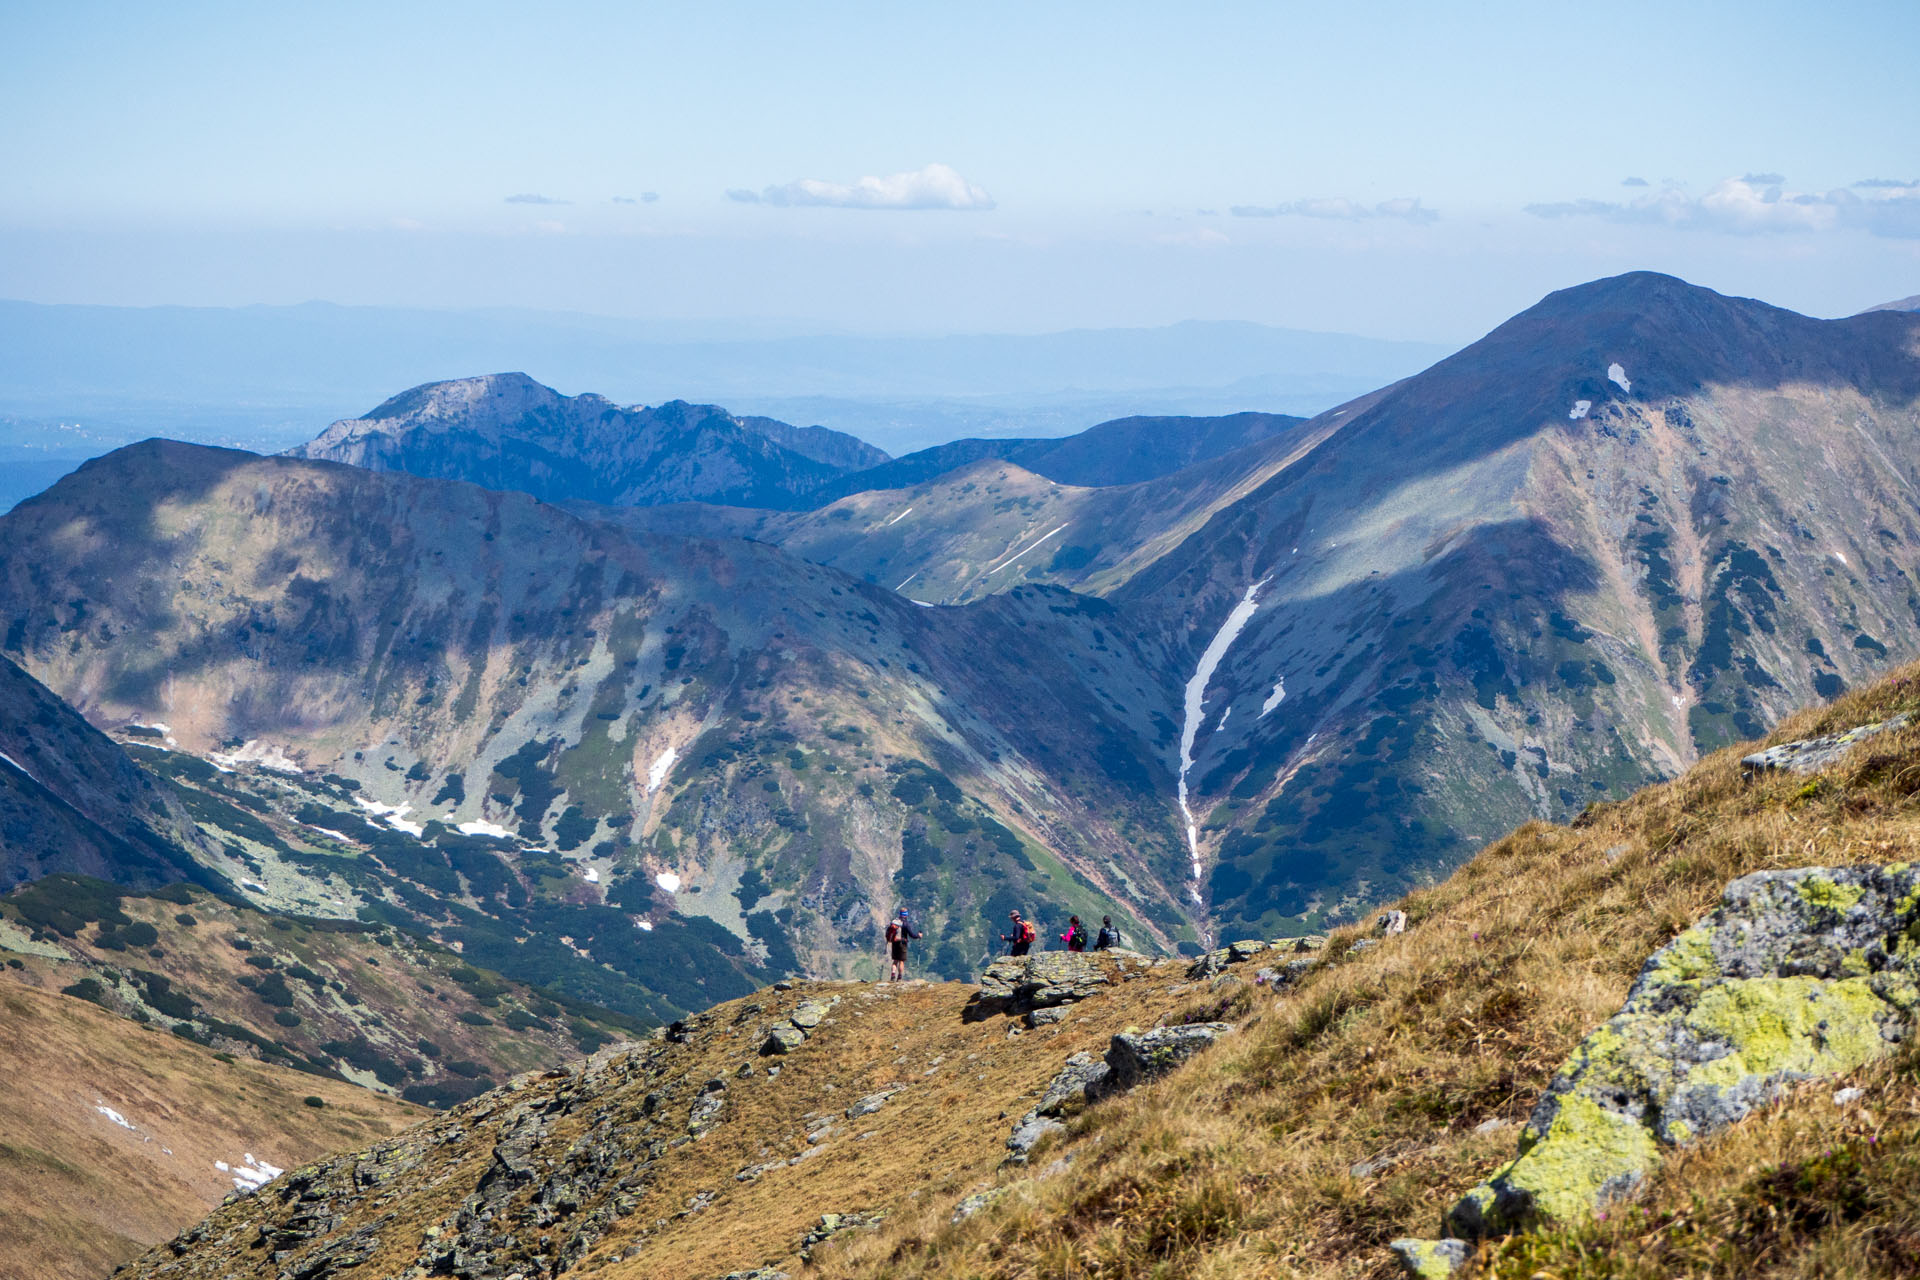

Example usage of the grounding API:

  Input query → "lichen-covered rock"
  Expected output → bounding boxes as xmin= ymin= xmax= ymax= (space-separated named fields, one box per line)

xmin=788 ymin=998 xmax=836 ymax=1029
xmin=1388 ymin=1237 xmax=1469 ymax=1277
xmin=798 ymin=1210 xmax=886 ymax=1260
xmin=1741 ymin=713 xmax=1911 ymax=775
xmin=1106 ymin=1023 xmax=1233 ymax=1089
xmin=1006 ymin=1115 xmax=1066 ymax=1160
xmin=966 ymin=953 xmax=1109 ymax=1021
xmin=1448 ymin=862 xmax=1920 ymax=1238
xmin=760 ymin=1023 xmax=806 ymax=1055
xmin=845 ymin=1087 xmax=902 ymax=1118
xmin=1036 ymin=1051 xmax=1112 ymax=1117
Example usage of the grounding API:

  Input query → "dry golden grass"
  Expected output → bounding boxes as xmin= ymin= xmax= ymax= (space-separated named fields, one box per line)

xmin=823 ymin=667 xmax=1920 ymax=1279
xmin=0 ymin=981 xmax=420 ymax=1280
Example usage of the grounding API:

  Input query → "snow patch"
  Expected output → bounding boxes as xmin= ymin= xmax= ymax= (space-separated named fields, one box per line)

xmin=1568 ymin=400 xmax=1592 ymax=420
xmin=208 ymin=740 xmax=303 ymax=774
xmin=1671 ymin=694 xmax=1685 ymax=709
xmin=221 ymin=1153 xmax=283 ymax=1192
xmin=95 ymin=1103 xmax=135 ymax=1131
xmin=1607 ymin=362 xmax=1631 ymax=392
xmin=132 ymin=721 xmax=172 ymax=736
xmin=1177 ymin=577 xmax=1270 ymax=902
xmin=1261 ymin=679 xmax=1287 ymax=716
xmin=353 ymin=796 xmax=424 ymax=837
xmin=895 ymin=572 xmax=918 ymax=591
xmin=1832 ymin=550 xmax=1849 ymax=566
xmin=583 ymin=867 xmax=600 ymax=884
xmin=655 ymin=871 xmax=682 ymax=894
xmin=646 ymin=746 xmax=678 ymax=795
xmin=457 ymin=820 xmax=515 ymax=840
xmin=988 ymin=524 xmax=1069 ymax=573
xmin=0 ymin=751 xmax=38 ymax=784
xmin=884 ymin=505 xmax=914 ymax=527
xmin=241 ymin=879 xmax=269 ymax=894
xmin=635 ymin=920 xmax=654 ymax=932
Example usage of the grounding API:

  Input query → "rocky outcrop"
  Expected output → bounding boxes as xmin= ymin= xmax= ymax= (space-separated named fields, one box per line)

xmin=760 ymin=997 xmax=839 ymax=1055
xmin=1187 ymin=934 xmax=1323 ymax=980
xmin=1741 ymin=713 xmax=1912 ymax=775
xmin=965 ymin=954 xmax=1110 ymax=1022
xmin=1435 ymin=863 xmax=1920 ymax=1244
xmin=1388 ymin=1236 xmax=1470 ymax=1278
xmin=797 ymin=1211 xmax=886 ymax=1261
xmin=1007 ymin=1023 xmax=1234 ymax=1160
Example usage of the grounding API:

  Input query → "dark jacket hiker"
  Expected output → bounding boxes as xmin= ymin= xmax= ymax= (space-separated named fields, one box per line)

xmin=885 ymin=909 xmax=922 ymax=980
xmin=1001 ymin=910 xmax=1037 ymax=956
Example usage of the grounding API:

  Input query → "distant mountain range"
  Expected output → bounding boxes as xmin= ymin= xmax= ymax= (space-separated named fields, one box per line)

xmin=0 ymin=301 xmax=1448 ymax=462
xmin=289 ymin=374 xmax=887 ymax=510
xmin=6 ymin=270 xmax=1920 ymax=985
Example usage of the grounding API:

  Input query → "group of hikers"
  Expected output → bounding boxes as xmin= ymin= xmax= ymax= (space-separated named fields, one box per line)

xmin=882 ymin=907 xmax=1123 ymax=980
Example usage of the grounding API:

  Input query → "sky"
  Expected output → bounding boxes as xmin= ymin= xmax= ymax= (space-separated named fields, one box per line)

xmin=3 ymin=0 xmax=1917 ymax=342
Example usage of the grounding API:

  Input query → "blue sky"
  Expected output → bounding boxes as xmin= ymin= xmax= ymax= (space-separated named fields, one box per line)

xmin=3 ymin=1 xmax=1916 ymax=340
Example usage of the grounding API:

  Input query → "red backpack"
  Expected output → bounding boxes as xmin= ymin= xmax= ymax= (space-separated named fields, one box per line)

xmin=885 ymin=921 xmax=902 ymax=944
xmin=1017 ymin=920 xmax=1037 ymax=945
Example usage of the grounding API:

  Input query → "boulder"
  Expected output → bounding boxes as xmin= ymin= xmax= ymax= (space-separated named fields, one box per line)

xmin=1006 ymin=1028 xmax=1231 ymax=1162
xmin=1034 ymin=1051 xmax=1112 ymax=1117
xmin=788 ymin=998 xmax=836 ymax=1029
xmin=965 ymin=953 xmax=1108 ymax=1021
xmin=1006 ymin=1115 xmax=1066 ymax=1160
xmin=845 ymin=1087 xmax=901 ymax=1119
xmin=1105 ymin=1023 xmax=1234 ymax=1090
xmin=950 ymin=1186 xmax=1010 ymax=1223
xmin=798 ymin=1211 xmax=886 ymax=1261
xmin=760 ymin=1023 xmax=806 ymax=1055
xmin=1447 ymin=863 xmax=1920 ymax=1238
xmin=1388 ymin=1237 xmax=1469 ymax=1277
xmin=1741 ymin=713 xmax=1911 ymax=775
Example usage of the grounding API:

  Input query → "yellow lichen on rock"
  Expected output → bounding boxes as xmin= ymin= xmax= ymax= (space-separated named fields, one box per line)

xmin=1492 ymin=1094 xmax=1661 ymax=1224
xmin=1682 ymin=976 xmax=1888 ymax=1088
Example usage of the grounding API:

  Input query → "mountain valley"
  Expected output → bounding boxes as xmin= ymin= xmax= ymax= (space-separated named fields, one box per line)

xmin=8 ymin=269 xmax=1920 ymax=1277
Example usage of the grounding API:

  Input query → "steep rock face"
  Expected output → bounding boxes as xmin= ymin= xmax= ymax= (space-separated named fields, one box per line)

xmin=289 ymin=374 xmax=879 ymax=510
xmin=0 ymin=657 xmax=217 ymax=890
xmin=1121 ymin=273 xmax=1920 ymax=933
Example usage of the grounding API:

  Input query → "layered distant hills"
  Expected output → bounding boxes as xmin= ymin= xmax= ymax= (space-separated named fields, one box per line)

xmin=7 ymin=270 xmax=1920 ymax=976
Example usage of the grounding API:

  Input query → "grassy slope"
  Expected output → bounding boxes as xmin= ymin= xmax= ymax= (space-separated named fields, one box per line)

xmin=827 ymin=666 xmax=1920 ymax=1279
xmin=0 ymin=880 xmax=628 ymax=1105
xmin=0 ymin=982 xmax=419 ymax=1280
xmin=95 ymin=672 xmax=1920 ymax=1280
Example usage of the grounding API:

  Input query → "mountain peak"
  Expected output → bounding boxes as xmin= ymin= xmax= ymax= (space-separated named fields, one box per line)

xmin=357 ymin=371 xmax=568 ymax=425
xmin=289 ymin=374 xmax=886 ymax=510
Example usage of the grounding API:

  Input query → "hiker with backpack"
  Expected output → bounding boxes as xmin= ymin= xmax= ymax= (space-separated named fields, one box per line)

xmin=1001 ymin=910 xmax=1036 ymax=956
xmin=1094 ymin=915 xmax=1121 ymax=950
xmin=1062 ymin=915 xmax=1088 ymax=952
xmin=885 ymin=908 xmax=922 ymax=981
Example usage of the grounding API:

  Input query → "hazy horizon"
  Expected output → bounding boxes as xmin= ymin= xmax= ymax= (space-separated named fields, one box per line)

xmin=4 ymin=3 xmax=1916 ymax=344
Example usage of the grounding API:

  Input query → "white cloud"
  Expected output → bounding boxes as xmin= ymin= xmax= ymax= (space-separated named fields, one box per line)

xmin=1526 ymin=175 xmax=1920 ymax=239
xmin=750 ymin=163 xmax=994 ymax=211
xmin=1230 ymin=196 xmax=1436 ymax=223
xmin=505 ymin=193 xmax=570 ymax=205
xmin=1621 ymin=176 xmax=1649 ymax=187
